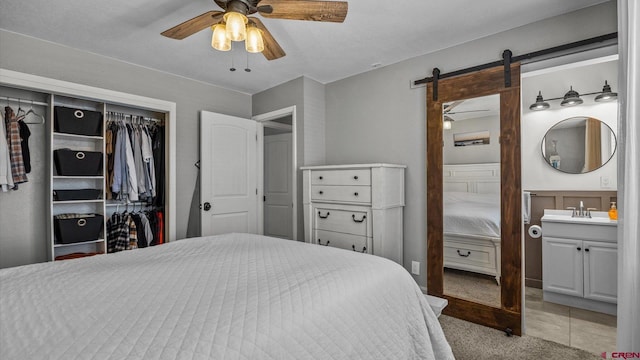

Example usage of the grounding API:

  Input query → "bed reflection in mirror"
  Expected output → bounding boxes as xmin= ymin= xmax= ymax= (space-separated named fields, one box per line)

xmin=442 ymin=94 xmax=501 ymax=308
xmin=541 ymin=116 xmax=616 ymax=174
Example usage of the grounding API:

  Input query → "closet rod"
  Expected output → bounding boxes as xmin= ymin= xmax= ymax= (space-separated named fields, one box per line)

xmin=3 ymin=96 xmax=48 ymax=107
xmin=106 ymin=112 xmax=163 ymax=123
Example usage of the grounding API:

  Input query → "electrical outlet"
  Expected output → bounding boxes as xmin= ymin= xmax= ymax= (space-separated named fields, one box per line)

xmin=411 ymin=261 xmax=420 ymax=275
xmin=601 ymin=176 xmax=611 ymax=188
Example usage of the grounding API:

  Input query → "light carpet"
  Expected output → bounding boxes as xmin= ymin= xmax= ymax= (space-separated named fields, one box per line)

xmin=439 ymin=315 xmax=600 ymax=360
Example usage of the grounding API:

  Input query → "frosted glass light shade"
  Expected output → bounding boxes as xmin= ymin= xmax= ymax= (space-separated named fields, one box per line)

xmin=245 ymin=26 xmax=264 ymax=53
xmin=224 ymin=12 xmax=247 ymax=41
xmin=211 ymin=24 xmax=231 ymax=51
xmin=442 ymin=116 xmax=453 ymax=130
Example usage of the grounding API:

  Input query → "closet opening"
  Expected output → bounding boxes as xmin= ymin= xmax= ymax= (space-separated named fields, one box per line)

xmin=254 ymin=106 xmax=297 ymax=241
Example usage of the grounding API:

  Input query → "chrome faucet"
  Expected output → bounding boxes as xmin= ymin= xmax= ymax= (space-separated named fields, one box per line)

xmin=579 ymin=201 xmax=585 ymax=217
xmin=567 ymin=201 xmax=597 ymax=218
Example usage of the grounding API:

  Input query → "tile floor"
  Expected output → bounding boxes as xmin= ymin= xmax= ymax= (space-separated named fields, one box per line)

xmin=524 ymin=286 xmax=617 ymax=355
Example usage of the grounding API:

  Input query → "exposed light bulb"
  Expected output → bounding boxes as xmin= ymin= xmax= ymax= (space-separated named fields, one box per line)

xmin=224 ymin=12 xmax=247 ymax=42
xmin=211 ymin=24 xmax=231 ymax=51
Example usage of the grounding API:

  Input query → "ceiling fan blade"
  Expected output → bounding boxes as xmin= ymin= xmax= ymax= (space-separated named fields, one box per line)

xmin=161 ymin=11 xmax=224 ymax=40
xmin=250 ymin=17 xmax=286 ymax=60
xmin=443 ymin=101 xmax=463 ymax=114
xmin=258 ymin=0 xmax=348 ymax=23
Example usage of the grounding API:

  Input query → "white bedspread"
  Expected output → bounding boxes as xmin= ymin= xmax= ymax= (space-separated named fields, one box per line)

xmin=0 ymin=233 xmax=453 ymax=360
xmin=444 ymin=191 xmax=501 ymax=238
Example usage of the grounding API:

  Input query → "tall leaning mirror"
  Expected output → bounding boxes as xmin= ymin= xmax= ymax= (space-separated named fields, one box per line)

xmin=442 ymin=94 xmax=501 ymax=308
xmin=427 ymin=64 xmax=522 ymax=335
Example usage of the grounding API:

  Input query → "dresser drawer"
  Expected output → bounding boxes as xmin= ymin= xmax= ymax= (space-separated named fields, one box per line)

xmin=311 ymin=185 xmax=371 ymax=203
xmin=315 ymin=208 xmax=368 ymax=236
xmin=311 ymin=169 xmax=371 ymax=186
xmin=444 ymin=241 xmax=496 ymax=270
xmin=315 ymin=230 xmax=370 ymax=253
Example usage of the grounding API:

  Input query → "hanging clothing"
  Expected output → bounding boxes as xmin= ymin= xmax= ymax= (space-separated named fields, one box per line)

xmin=18 ymin=120 xmax=31 ymax=174
xmin=4 ymin=106 xmax=28 ymax=186
xmin=141 ymin=126 xmax=156 ymax=198
xmin=132 ymin=125 xmax=147 ymax=198
xmin=0 ymin=111 xmax=13 ymax=192
xmin=152 ymin=126 xmax=165 ymax=207
xmin=105 ymin=124 xmax=114 ymax=200
xmin=124 ymin=125 xmax=139 ymax=201
xmin=106 ymin=211 xmax=138 ymax=253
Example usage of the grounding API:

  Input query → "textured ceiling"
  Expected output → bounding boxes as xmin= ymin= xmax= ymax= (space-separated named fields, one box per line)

xmin=0 ymin=0 xmax=607 ymax=94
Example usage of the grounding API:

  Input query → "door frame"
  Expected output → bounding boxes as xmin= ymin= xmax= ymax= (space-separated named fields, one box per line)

xmin=253 ymin=106 xmax=298 ymax=240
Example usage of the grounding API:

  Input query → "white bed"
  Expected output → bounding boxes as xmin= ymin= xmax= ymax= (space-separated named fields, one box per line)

xmin=0 ymin=233 xmax=453 ymax=360
xmin=443 ymin=163 xmax=501 ymax=283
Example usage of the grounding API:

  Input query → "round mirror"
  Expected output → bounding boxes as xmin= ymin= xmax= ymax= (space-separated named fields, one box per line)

xmin=541 ymin=116 xmax=616 ymax=174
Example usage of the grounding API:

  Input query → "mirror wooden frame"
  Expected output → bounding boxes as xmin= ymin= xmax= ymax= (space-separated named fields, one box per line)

xmin=426 ymin=64 xmax=522 ymax=335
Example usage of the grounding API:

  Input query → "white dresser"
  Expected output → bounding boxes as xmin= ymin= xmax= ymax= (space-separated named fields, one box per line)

xmin=301 ymin=164 xmax=405 ymax=264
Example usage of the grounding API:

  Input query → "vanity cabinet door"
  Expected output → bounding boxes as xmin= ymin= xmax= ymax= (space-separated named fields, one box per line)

xmin=542 ymin=237 xmax=583 ymax=297
xmin=583 ymin=241 xmax=617 ymax=303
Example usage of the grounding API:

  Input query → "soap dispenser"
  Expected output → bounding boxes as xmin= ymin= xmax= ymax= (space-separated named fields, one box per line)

xmin=609 ymin=202 xmax=618 ymax=220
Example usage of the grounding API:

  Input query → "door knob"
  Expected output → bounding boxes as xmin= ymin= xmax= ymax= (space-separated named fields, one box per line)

xmin=203 ymin=202 xmax=212 ymax=211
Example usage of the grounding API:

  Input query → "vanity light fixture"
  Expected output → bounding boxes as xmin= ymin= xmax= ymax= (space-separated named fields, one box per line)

xmin=443 ymin=115 xmax=454 ymax=130
xmin=560 ymin=86 xmax=583 ymax=107
xmin=594 ymin=80 xmax=618 ymax=102
xmin=528 ymin=80 xmax=617 ymax=111
xmin=529 ymin=91 xmax=550 ymax=111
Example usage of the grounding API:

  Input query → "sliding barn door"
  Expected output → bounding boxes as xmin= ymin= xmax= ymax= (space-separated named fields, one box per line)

xmin=200 ymin=111 xmax=258 ymax=236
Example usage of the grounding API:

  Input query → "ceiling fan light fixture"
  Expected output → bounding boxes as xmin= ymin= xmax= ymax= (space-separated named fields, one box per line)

xmin=560 ymin=86 xmax=583 ymax=107
xmin=224 ymin=11 xmax=248 ymax=41
xmin=211 ymin=24 xmax=231 ymax=51
xmin=529 ymin=91 xmax=550 ymax=111
xmin=594 ymin=80 xmax=618 ymax=102
xmin=245 ymin=25 xmax=264 ymax=53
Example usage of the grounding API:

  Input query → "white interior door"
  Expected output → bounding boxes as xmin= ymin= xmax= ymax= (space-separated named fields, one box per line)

xmin=264 ymin=132 xmax=293 ymax=239
xmin=200 ymin=111 xmax=257 ymax=236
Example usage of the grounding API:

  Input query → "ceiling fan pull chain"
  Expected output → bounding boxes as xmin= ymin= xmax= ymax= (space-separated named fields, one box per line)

xmin=230 ymin=45 xmax=236 ymax=72
xmin=245 ymin=52 xmax=251 ymax=72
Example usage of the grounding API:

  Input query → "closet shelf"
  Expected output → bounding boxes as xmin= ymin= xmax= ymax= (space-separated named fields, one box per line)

xmin=53 ymin=200 xmax=104 ymax=205
xmin=54 ymin=239 xmax=105 ymax=248
xmin=53 ymin=132 xmax=103 ymax=140
xmin=53 ymin=176 xmax=104 ymax=179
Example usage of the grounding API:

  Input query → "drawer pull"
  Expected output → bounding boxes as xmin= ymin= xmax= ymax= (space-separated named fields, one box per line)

xmin=354 ymin=192 xmax=359 ymax=197
xmin=319 ymin=176 xmax=323 ymax=180
xmin=585 ymin=248 xmax=590 ymax=252
xmin=352 ymin=214 xmax=366 ymax=223
xmin=457 ymin=250 xmax=471 ymax=257
xmin=318 ymin=211 xmax=330 ymax=219
xmin=353 ymin=175 xmax=359 ymax=180
xmin=352 ymin=245 xmax=367 ymax=253
xmin=577 ymin=247 xmax=582 ymax=251
xmin=319 ymin=191 xmax=324 ymax=195
xmin=318 ymin=239 xmax=330 ymax=246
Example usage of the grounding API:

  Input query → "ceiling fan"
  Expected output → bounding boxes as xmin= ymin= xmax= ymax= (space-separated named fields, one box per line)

xmin=443 ymin=100 xmax=490 ymax=129
xmin=161 ymin=0 xmax=348 ymax=60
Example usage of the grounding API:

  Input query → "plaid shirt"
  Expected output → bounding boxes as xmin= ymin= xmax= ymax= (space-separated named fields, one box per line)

xmin=107 ymin=212 xmax=138 ymax=253
xmin=4 ymin=107 xmax=27 ymax=185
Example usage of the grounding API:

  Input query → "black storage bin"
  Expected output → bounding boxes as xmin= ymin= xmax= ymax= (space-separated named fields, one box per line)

xmin=54 ymin=106 xmax=103 ymax=136
xmin=54 ymin=149 xmax=103 ymax=176
xmin=53 ymin=189 xmax=102 ymax=201
xmin=54 ymin=214 xmax=104 ymax=244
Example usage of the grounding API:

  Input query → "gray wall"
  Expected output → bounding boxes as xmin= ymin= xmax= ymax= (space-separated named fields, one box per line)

xmin=443 ymin=115 xmax=500 ymax=165
xmin=324 ymin=1 xmax=617 ymax=287
xmin=0 ymin=30 xmax=251 ymax=268
xmin=252 ymin=76 xmax=326 ymax=241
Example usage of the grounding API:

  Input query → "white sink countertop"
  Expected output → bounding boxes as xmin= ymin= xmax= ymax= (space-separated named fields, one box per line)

xmin=541 ymin=209 xmax=618 ymax=226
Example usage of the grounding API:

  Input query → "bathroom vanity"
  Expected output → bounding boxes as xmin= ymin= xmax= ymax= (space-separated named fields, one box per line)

xmin=541 ymin=209 xmax=617 ymax=315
